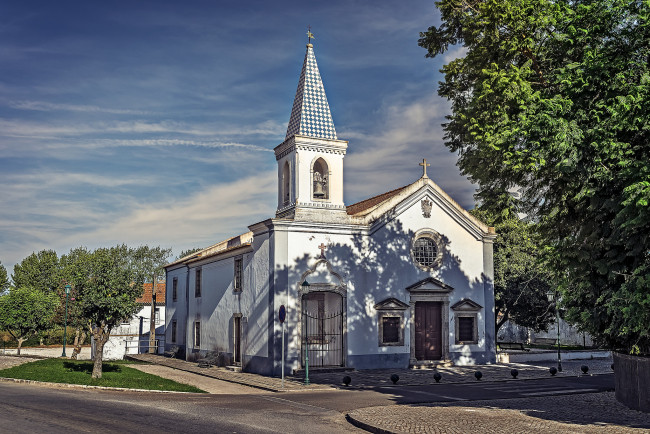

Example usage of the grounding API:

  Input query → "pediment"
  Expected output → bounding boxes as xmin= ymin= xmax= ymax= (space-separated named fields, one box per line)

xmin=353 ymin=177 xmax=494 ymax=241
xmin=451 ymin=298 xmax=483 ymax=311
xmin=374 ymin=297 xmax=409 ymax=311
xmin=406 ymin=277 xmax=454 ymax=293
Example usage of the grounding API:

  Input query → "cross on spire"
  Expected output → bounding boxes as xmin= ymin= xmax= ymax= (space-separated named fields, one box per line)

xmin=419 ymin=158 xmax=430 ymax=178
xmin=307 ymin=26 xmax=315 ymax=44
xmin=318 ymin=243 xmax=327 ymax=259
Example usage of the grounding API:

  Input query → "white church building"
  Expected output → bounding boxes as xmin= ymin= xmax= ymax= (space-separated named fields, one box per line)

xmin=164 ymin=41 xmax=497 ymax=375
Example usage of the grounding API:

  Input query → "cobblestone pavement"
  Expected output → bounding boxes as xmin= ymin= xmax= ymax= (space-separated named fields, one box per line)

xmin=128 ymin=354 xmax=614 ymax=392
xmin=1 ymin=346 xmax=91 ymax=359
xmin=128 ymin=364 xmax=273 ymax=394
xmin=128 ymin=353 xmax=332 ymax=392
xmin=305 ymin=358 xmax=614 ymax=388
xmin=347 ymin=392 xmax=650 ymax=433
xmin=0 ymin=355 xmax=41 ymax=370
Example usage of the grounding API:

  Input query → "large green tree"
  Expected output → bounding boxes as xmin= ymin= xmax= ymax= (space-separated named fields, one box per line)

xmin=420 ymin=0 xmax=650 ymax=352
xmin=77 ymin=245 xmax=144 ymax=378
xmin=0 ymin=286 xmax=58 ymax=354
xmin=472 ymin=208 xmax=555 ymax=335
xmin=58 ymin=247 xmax=93 ymax=359
xmin=0 ymin=261 xmax=9 ymax=294
xmin=12 ymin=250 xmax=61 ymax=294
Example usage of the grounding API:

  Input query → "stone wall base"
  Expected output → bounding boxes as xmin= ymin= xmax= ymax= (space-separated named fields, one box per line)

xmin=614 ymin=352 xmax=650 ymax=413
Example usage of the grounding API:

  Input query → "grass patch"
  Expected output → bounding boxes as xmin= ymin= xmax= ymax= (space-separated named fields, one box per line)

xmin=0 ymin=358 xmax=205 ymax=393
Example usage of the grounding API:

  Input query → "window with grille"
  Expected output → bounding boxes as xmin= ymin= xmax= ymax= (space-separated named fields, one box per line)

xmin=382 ymin=317 xmax=400 ymax=344
xmin=234 ymin=258 xmax=242 ymax=292
xmin=172 ymin=277 xmax=178 ymax=302
xmin=458 ymin=317 xmax=475 ymax=342
xmin=195 ymin=268 xmax=201 ymax=297
xmin=171 ymin=320 xmax=177 ymax=343
xmin=413 ymin=237 xmax=438 ymax=267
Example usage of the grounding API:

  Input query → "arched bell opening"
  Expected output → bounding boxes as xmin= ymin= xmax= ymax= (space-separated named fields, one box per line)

xmin=282 ymin=161 xmax=291 ymax=206
xmin=312 ymin=158 xmax=329 ymax=200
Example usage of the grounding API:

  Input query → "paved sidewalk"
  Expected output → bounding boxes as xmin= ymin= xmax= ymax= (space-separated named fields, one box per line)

xmin=129 ymin=354 xmax=614 ymax=392
xmin=128 ymin=353 xmax=333 ymax=391
xmin=347 ymin=392 xmax=650 ymax=433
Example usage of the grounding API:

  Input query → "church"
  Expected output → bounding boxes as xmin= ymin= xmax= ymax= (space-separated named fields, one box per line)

xmin=164 ymin=40 xmax=497 ymax=376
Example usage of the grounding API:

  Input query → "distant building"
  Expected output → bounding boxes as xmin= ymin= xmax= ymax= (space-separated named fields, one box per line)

xmin=165 ymin=40 xmax=497 ymax=375
xmin=100 ymin=280 xmax=166 ymax=360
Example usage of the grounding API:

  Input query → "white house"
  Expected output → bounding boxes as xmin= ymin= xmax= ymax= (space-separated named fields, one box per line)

xmin=101 ymin=282 xmax=166 ymax=360
xmin=164 ymin=41 xmax=497 ymax=375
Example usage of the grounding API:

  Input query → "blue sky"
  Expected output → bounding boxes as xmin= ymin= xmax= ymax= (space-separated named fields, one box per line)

xmin=0 ymin=0 xmax=475 ymax=276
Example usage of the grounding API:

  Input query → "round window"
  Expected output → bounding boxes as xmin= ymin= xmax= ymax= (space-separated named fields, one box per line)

xmin=411 ymin=232 xmax=442 ymax=270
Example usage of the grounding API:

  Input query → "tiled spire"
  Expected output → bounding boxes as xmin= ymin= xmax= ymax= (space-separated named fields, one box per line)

xmin=285 ymin=43 xmax=337 ymax=140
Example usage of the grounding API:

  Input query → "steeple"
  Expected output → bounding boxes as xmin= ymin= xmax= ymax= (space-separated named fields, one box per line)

xmin=285 ymin=43 xmax=337 ymax=140
xmin=275 ymin=36 xmax=348 ymax=222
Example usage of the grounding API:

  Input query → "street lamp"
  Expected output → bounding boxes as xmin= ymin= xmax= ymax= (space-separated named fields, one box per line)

xmin=62 ymin=284 xmax=71 ymax=358
xmin=546 ymin=289 xmax=562 ymax=372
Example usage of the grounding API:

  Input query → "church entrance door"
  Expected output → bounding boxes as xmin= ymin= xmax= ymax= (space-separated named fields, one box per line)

xmin=302 ymin=292 xmax=343 ymax=367
xmin=414 ymin=301 xmax=442 ymax=360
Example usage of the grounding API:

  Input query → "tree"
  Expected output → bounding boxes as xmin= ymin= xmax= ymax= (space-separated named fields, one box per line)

xmin=0 ymin=261 xmax=9 ymax=294
xmin=58 ymin=247 xmax=93 ymax=359
xmin=0 ymin=286 xmax=58 ymax=354
xmin=132 ymin=246 xmax=172 ymax=353
xmin=420 ymin=0 xmax=650 ymax=353
xmin=472 ymin=208 xmax=555 ymax=335
xmin=77 ymin=245 xmax=144 ymax=378
xmin=12 ymin=250 xmax=60 ymax=294
xmin=175 ymin=248 xmax=203 ymax=261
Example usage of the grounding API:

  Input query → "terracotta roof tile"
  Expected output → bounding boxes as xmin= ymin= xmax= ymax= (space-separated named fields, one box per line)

xmin=346 ymin=185 xmax=409 ymax=216
xmin=136 ymin=282 xmax=166 ymax=304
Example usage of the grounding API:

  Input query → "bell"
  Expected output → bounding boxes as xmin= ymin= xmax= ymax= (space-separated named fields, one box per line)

xmin=313 ymin=181 xmax=325 ymax=198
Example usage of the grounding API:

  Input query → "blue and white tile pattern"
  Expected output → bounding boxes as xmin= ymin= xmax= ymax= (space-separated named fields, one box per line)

xmin=286 ymin=45 xmax=337 ymax=140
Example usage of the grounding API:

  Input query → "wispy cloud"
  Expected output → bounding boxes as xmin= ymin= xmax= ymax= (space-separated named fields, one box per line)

xmin=7 ymin=100 xmax=150 ymax=115
xmin=69 ymin=171 xmax=277 ymax=253
xmin=344 ymin=93 xmax=476 ymax=208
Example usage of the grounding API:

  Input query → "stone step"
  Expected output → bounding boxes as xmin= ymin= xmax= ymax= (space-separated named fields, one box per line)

xmin=293 ymin=366 xmax=355 ymax=375
xmin=225 ymin=365 xmax=242 ymax=372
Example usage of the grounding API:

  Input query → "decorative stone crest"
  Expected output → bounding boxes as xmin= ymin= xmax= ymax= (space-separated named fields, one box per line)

xmin=421 ymin=198 xmax=432 ymax=218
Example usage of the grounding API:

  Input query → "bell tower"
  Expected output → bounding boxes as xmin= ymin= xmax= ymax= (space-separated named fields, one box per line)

xmin=274 ymin=39 xmax=348 ymax=222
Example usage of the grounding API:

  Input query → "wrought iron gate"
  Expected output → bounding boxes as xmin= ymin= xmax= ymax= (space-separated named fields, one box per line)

xmin=302 ymin=309 xmax=343 ymax=367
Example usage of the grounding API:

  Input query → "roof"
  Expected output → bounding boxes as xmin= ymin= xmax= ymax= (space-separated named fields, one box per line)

xmin=137 ymin=282 xmax=166 ymax=305
xmin=346 ymin=175 xmax=493 ymax=237
xmin=346 ymin=185 xmax=409 ymax=216
xmin=285 ymin=43 xmax=337 ymax=140
xmin=165 ymin=232 xmax=254 ymax=268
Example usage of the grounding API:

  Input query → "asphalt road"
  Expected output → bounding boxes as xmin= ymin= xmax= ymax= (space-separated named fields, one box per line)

xmin=0 ymin=374 xmax=614 ymax=433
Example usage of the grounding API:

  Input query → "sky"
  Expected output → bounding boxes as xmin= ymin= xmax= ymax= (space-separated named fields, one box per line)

xmin=0 ymin=0 xmax=475 ymax=277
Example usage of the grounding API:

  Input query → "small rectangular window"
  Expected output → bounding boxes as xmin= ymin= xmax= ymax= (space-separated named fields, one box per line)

xmin=382 ymin=317 xmax=400 ymax=343
xmin=458 ymin=317 xmax=475 ymax=342
xmin=194 ymin=321 xmax=201 ymax=347
xmin=234 ymin=258 xmax=243 ymax=292
xmin=172 ymin=277 xmax=178 ymax=302
xmin=195 ymin=269 xmax=201 ymax=297
xmin=171 ymin=320 xmax=177 ymax=343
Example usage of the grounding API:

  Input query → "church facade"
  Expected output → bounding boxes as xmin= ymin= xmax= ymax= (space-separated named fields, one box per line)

xmin=164 ymin=42 xmax=497 ymax=375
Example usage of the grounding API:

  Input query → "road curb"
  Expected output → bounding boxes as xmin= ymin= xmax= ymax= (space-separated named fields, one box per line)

xmin=0 ymin=376 xmax=201 ymax=394
xmin=345 ymin=412 xmax=396 ymax=434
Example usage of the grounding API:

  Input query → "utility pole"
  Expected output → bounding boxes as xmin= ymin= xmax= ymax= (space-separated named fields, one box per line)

xmin=149 ymin=279 xmax=157 ymax=354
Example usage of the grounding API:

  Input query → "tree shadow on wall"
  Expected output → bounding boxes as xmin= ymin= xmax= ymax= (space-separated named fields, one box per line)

xmin=272 ymin=212 xmax=489 ymax=383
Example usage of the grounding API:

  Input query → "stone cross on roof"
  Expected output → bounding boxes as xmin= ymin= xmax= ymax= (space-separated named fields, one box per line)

xmin=318 ymin=243 xmax=327 ymax=259
xmin=419 ymin=158 xmax=430 ymax=178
